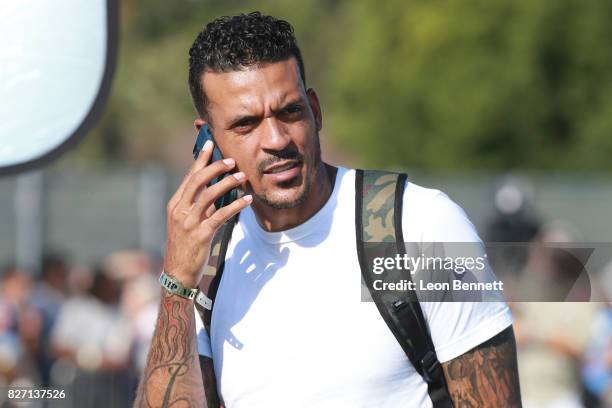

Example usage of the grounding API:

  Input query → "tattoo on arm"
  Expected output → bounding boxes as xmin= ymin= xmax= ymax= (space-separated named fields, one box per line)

xmin=134 ymin=291 xmax=208 ymax=408
xmin=442 ymin=326 xmax=522 ymax=408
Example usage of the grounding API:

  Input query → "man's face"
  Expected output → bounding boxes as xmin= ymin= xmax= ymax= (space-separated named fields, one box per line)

xmin=198 ymin=57 xmax=322 ymax=209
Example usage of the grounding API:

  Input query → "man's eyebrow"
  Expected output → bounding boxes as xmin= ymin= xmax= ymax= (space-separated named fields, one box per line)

xmin=272 ymin=97 xmax=305 ymax=114
xmin=226 ymin=97 xmax=306 ymax=129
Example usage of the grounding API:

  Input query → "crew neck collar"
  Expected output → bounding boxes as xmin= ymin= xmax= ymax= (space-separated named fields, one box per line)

xmin=241 ymin=167 xmax=347 ymax=244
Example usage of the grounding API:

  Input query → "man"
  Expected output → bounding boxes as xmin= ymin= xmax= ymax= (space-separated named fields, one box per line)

xmin=135 ymin=12 xmax=521 ymax=407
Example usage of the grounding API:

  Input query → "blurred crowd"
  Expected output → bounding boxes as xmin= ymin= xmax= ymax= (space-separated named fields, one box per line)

xmin=0 ymin=250 xmax=161 ymax=407
xmin=487 ymin=179 xmax=612 ymax=408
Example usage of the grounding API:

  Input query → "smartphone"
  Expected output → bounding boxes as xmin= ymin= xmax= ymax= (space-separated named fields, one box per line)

xmin=192 ymin=124 xmax=239 ymax=209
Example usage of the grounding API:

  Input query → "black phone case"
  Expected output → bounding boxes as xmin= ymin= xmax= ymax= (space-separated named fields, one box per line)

xmin=192 ymin=125 xmax=239 ymax=209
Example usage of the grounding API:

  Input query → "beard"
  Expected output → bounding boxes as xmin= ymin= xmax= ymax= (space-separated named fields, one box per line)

xmin=251 ymin=134 xmax=321 ymax=210
xmin=256 ymin=181 xmax=311 ymax=210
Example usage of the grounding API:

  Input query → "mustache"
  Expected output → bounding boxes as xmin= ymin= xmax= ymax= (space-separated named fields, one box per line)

xmin=256 ymin=148 xmax=304 ymax=175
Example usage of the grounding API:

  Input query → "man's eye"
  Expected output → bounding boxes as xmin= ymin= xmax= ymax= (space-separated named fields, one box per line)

xmin=234 ymin=126 xmax=252 ymax=135
xmin=280 ymin=105 xmax=303 ymax=120
xmin=233 ymin=120 xmax=256 ymax=132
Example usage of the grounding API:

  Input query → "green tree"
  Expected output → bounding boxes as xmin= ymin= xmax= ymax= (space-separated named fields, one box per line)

xmin=327 ymin=0 xmax=612 ymax=170
xmin=68 ymin=0 xmax=612 ymax=172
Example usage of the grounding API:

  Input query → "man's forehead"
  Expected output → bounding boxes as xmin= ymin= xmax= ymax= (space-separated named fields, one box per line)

xmin=202 ymin=58 xmax=304 ymax=115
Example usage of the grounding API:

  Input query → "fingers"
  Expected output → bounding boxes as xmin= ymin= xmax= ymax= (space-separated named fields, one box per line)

xmin=201 ymin=194 xmax=253 ymax=236
xmin=205 ymin=203 xmax=216 ymax=219
xmin=199 ymin=172 xmax=246 ymax=213
xmin=168 ymin=139 xmax=214 ymax=211
xmin=181 ymin=158 xmax=237 ymax=206
xmin=183 ymin=171 xmax=246 ymax=228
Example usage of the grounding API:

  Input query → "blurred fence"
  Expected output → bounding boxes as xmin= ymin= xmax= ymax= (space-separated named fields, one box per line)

xmin=1 ymin=167 xmax=612 ymax=271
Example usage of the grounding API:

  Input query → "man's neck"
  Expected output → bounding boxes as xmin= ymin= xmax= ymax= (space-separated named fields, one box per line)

xmin=251 ymin=162 xmax=337 ymax=232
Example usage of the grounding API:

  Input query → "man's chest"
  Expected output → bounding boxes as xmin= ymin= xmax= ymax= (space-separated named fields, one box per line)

xmin=208 ymin=236 xmax=423 ymax=407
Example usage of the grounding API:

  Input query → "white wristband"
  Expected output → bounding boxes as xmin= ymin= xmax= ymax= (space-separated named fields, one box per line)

xmin=159 ymin=271 xmax=214 ymax=310
xmin=159 ymin=271 xmax=198 ymax=300
xmin=195 ymin=291 xmax=213 ymax=310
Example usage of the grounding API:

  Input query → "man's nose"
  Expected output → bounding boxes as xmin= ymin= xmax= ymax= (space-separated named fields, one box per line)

xmin=260 ymin=117 xmax=290 ymax=151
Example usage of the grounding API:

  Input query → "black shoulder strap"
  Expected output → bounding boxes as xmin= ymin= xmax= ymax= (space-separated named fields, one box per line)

xmin=196 ymin=214 xmax=239 ymax=335
xmin=355 ymin=169 xmax=453 ymax=408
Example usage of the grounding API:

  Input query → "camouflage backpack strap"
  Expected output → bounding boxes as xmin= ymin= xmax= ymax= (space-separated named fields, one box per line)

xmin=355 ymin=169 xmax=453 ymax=408
xmin=195 ymin=214 xmax=239 ymax=336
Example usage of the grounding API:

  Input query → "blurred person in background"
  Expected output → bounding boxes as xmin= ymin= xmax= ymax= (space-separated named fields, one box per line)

xmin=50 ymin=264 xmax=133 ymax=408
xmin=103 ymin=249 xmax=160 ymax=374
xmin=121 ymin=271 xmax=159 ymax=375
xmin=104 ymin=249 xmax=157 ymax=282
xmin=512 ymin=223 xmax=600 ymax=408
xmin=66 ymin=263 xmax=94 ymax=297
xmin=0 ymin=265 xmax=43 ymax=387
xmin=31 ymin=253 xmax=69 ymax=316
xmin=485 ymin=178 xmax=541 ymax=299
xmin=29 ymin=253 xmax=70 ymax=386
xmin=581 ymin=261 xmax=612 ymax=407
xmin=486 ymin=178 xmax=540 ymax=245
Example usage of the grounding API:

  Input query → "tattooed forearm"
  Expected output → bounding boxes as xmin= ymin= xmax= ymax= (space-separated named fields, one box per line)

xmin=442 ymin=326 xmax=522 ymax=408
xmin=134 ymin=291 xmax=207 ymax=408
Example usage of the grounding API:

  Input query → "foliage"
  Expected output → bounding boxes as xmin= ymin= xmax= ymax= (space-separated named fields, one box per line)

xmin=328 ymin=0 xmax=612 ymax=170
xmin=72 ymin=0 xmax=612 ymax=171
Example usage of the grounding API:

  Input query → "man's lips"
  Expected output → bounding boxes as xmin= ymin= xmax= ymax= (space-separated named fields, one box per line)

xmin=262 ymin=160 xmax=302 ymax=183
xmin=262 ymin=160 xmax=300 ymax=174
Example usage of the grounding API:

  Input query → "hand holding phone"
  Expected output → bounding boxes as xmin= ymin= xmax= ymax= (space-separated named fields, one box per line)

xmin=163 ymin=132 xmax=252 ymax=288
xmin=193 ymin=124 xmax=239 ymax=209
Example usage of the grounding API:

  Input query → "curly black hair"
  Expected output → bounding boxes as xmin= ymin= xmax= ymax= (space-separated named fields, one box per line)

xmin=188 ymin=12 xmax=306 ymax=119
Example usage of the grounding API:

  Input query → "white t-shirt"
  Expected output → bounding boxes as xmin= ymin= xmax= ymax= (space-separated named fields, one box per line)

xmin=195 ymin=167 xmax=512 ymax=407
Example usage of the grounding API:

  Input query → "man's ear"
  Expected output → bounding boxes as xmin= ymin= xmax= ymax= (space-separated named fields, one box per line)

xmin=306 ymin=88 xmax=322 ymax=132
xmin=194 ymin=118 xmax=205 ymax=132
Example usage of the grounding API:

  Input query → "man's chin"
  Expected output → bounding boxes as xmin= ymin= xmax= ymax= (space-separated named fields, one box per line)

xmin=254 ymin=186 xmax=309 ymax=210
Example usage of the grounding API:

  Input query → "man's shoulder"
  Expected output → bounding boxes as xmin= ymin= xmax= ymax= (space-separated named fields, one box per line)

xmin=346 ymin=167 xmax=445 ymax=203
xmin=404 ymin=179 xmax=446 ymax=204
xmin=402 ymin=180 xmax=480 ymax=243
xmin=339 ymin=166 xmax=479 ymax=241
